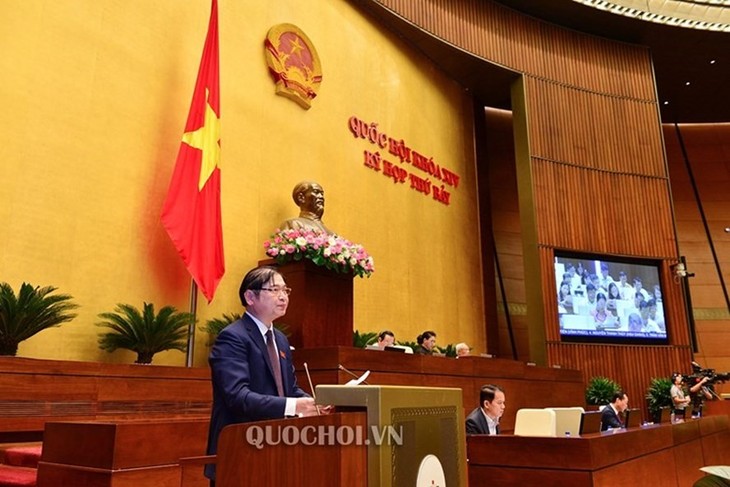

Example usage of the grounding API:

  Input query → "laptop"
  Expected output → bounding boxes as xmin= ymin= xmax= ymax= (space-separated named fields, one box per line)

xmin=658 ymin=407 xmax=672 ymax=424
xmin=579 ymin=410 xmax=603 ymax=435
xmin=624 ymin=408 xmax=642 ymax=428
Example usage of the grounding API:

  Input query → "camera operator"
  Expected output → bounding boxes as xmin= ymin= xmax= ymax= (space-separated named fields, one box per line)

xmin=686 ymin=374 xmax=713 ymax=418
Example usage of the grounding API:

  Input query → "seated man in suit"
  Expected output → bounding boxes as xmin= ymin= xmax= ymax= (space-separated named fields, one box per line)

xmin=376 ymin=330 xmax=395 ymax=349
xmin=204 ymin=266 xmax=329 ymax=486
xmin=465 ymin=384 xmax=506 ymax=435
xmin=600 ymin=390 xmax=629 ymax=431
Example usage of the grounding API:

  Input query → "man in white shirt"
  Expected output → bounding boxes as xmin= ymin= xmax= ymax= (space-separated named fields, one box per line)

xmin=465 ymin=384 xmax=506 ymax=435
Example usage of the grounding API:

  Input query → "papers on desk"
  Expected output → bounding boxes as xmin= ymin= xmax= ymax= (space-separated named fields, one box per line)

xmin=345 ymin=370 xmax=370 ymax=386
xmin=701 ymin=466 xmax=730 ymax=480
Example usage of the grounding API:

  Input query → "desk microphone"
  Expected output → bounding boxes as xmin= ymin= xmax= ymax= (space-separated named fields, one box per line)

xmin=338 ymin=364 xmax=370 ymax=385
xmin=303 ymin=362 xmax=320 ymax=415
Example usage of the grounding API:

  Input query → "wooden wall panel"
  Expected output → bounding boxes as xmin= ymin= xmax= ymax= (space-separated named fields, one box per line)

xmin=665 ymin=123 xmax=730 ymax=385
xmin=360 ymin=0 xmax=693 ymax=409
xmin=546 ymin=342 xmax=692 ymax=413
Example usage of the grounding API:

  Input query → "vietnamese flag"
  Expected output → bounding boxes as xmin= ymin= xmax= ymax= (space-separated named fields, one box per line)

xmin=161 ymin=0 xmax=224 ymax=303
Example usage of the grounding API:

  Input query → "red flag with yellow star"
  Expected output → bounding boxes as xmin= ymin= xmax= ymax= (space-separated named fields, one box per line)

xmin=161 ymin=0 xmax=224 ymax=303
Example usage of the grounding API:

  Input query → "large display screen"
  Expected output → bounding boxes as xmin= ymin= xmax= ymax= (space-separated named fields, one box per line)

xmin=554 ymin=251 xmax=668 ymax=344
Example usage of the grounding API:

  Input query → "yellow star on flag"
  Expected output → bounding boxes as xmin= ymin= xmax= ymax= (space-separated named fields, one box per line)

xmin=182 ymin=89 xmax=220 ymax=191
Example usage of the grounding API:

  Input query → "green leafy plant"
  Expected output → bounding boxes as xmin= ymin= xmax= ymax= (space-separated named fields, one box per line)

xmin=353 ymin=330 xmax=377 ymax=348
xmin=585 ymin=376 xmax=621 ymax=406
xmin=200 ymin=313 xmax=242 ymax=346
xmin=436 ymin=343 xmax=457 ymax=358
xmin=96 ymin=302 xmax=195 ymax=364
xmin=646 ymin=377 xmax=673 ymax=421
xmin=200 ymin=313 xmax=290 ymax=346
xmin=0 ymin=282 xmax=78 ymax=356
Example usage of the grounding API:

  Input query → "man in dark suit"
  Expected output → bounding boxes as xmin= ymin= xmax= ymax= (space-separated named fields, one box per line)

xmin=204 ymin=266 xmax=324 ymax=485
xmin=600 ymin=390 xmax=629 ymax=431
xmin=465 ymin=384 xmax=506 ymax=435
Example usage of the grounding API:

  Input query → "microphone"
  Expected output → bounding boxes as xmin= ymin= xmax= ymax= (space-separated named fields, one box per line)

xmin=338 ymin=364 xmax=370 ymax=385
xmin=303 ymin=362 xmax=320 ymax=415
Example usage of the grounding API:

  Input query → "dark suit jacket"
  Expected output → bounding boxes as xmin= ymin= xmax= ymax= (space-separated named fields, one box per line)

xmin=600 ymin=404 xmax=623 ymax=431
xmin=465 ymin=407 xmax=499 ymax=435
xmin=204 ymin=314 xmax=308 ymax=480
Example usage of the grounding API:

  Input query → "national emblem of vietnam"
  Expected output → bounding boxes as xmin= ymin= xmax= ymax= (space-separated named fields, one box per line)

xmin=264 ymin=23 xmax=322 ymax=109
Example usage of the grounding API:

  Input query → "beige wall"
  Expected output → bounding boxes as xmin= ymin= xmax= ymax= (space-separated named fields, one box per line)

xmin=0 ymin=1 xmax=484 ymax=365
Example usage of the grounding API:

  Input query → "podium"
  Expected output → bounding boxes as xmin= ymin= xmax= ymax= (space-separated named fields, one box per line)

xmin=216 ymin=412 xmax=367 ymax=486
xmin=215 ymin=386 xmax=467 ymax=487
xmin=316 ymin=385 xmax=468 ymax=487
xmin=261 ymin=258 xmax=353 ymax=349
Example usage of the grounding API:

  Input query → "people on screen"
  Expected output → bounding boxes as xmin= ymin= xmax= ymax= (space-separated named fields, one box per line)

xmin=639 ymin=300 xmax=661 ymax=333
xmin=558 ymin=282 xmax=574 ymax=315
xmin=600 ymin=391 xmax=629 ymax=431
xmin=648 ymin=299 xmax=665 ymax=332
xmin=592 ymin=293 xmax=618 ymax=329
xmin=376 ymin=330 xmax=395 ymax=349
xmin=586 ymin=283 xmax=598 ymax=312
xmin=415 ymin=331 xmax=437 ymax=355
xmin=606 ymin=282 xmax=621 ymax=313
xmin=627 ymin=312 xmax=643 ymax=332
xmin=598 ymin=262 xmax=614 ymax=290
xmin=455 ymin=342 xmax=471 ymax=357
xmin=465 ymin=384 xmax=506 ymax=435
xmin=204 ymin=266 xmax=331 ymax=485
xmin=633 ymin=277 xmax=651 ymax=300
xmin=617 ymin=271 xmax=634 ymax=300
xmin=554 ymin=260 xmax=668 ymax=337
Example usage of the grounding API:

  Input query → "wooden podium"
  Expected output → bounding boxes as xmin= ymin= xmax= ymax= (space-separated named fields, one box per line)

xmin=216 ymin=412 xmax=367 ymax=486
xmin=316 ymin=385 xmax=468 ymax=487
xmin=263 ymin=258 xmax=354 ymax=349
xmin=215 ymin=386 xmax=467 ymax=487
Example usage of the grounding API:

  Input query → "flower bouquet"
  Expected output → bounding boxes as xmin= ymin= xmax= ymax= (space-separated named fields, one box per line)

xmin=264 ymin=228 xmax=375 ymax=278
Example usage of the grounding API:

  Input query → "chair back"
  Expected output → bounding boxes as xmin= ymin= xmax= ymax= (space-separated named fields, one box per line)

xmin=546 ymin=406 xmax=584 ymax=436
xmin=514 ymin=408 xmax=557 ymax=437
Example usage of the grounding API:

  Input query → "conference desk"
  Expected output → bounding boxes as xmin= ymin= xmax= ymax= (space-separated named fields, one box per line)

xmin=467 ymin=415 xmax=730 ymax=487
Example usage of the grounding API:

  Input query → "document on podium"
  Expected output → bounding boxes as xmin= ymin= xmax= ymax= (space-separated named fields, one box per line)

xmin=345 ymin=370 xmax=370 ymax=386
xmin=701 ymin=466 xmax=730 ymax=480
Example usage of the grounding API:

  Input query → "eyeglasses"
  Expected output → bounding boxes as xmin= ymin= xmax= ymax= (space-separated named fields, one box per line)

xmin=259 ymin=286 xmax=292 ymax=296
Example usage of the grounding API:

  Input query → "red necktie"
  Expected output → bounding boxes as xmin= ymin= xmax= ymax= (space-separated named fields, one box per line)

xmin=266 ymin=329 xmax=284 ymax=396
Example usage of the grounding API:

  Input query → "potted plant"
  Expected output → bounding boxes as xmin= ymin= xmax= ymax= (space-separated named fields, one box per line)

xmin=646 ymin=376 xmax=673 ymax=422
xmin=353 ymin=330 xmax=378 ymax=348
xmin=0 ymin=282 xmax=78 ymax=356
xmin=96 ymin=302 xmax=195 ymax=364
xmin=200 ymin=313 xmax=242 ymax=346
xmin=200 ymin=313 xmax=291 ymax=346
xmin=585 ymin=376 xmax=621 ymax=407
xmin=436 ymin=343 xmax=457 ymax=358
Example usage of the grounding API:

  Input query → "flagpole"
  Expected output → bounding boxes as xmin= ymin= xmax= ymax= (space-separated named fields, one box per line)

xmin=186 ymin=280 xmax=199 ymax=367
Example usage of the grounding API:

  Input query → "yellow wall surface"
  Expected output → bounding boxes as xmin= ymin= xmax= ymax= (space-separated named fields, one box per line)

xmin=0 ymin=0 xmax=484 ymax=365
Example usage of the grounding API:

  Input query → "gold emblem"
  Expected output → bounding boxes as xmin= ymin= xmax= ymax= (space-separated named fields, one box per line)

xmin=264 ymin=24 xmax=322 ymax=109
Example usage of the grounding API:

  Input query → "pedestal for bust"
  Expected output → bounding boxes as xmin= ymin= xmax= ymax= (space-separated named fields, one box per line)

xmin=260 ymin=258 xmax=353 ymax=349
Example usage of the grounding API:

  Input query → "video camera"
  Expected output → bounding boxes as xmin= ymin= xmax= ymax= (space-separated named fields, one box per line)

xmin=683 ymin=361 xmax=730 ymax=387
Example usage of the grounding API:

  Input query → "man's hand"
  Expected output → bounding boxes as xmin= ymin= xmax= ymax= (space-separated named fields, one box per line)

xmin=295 ymin=398 xmax=335 ymax=417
